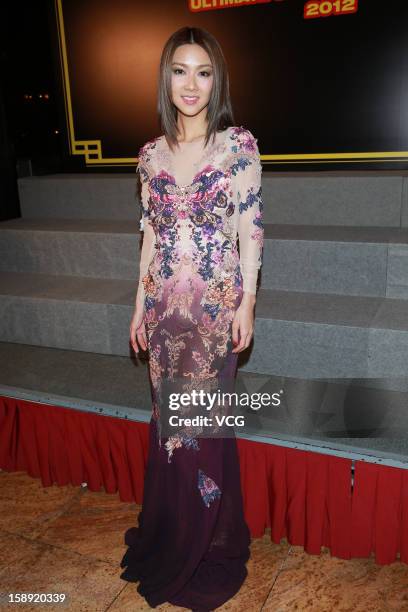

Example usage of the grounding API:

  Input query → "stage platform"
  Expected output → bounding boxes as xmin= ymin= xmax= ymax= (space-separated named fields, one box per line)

xmin=2 ymin=170 xmax=408 ymax=563
xmin=1 ymin=341 xmax=407 ymax=469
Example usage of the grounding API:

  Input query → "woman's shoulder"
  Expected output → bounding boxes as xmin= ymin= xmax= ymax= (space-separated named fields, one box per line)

xmin=137 ymin=135 xmax=162 ymax=165
xmin=228 ymin=125 xmax=259 ymax=157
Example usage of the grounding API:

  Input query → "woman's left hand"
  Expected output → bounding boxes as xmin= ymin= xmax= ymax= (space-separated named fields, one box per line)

xmin=231 ymin=294 xmax=256 ymax=353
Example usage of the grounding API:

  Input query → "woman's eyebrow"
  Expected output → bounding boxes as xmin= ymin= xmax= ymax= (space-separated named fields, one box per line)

xmin=171 ymin=62 xmax=212 ymax=68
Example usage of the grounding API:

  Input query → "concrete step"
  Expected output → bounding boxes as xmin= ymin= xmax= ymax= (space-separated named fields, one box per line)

xmin=0 ymin=218 xmax=141 ymax=281
xmin=18 ymin=174 xmax=140 ymax=221
xmin=262 ymin=171 xmax=408 ymax=226
xmin=264 ymin=225 xmax=408 ymax=299
xmin=2 ymin=219 xmax=408 ymax=298
xmin=1 ymin=271 xmax=407 ymax=379
xmin=17 ymin=171 xmax=408 ymax=226
xmin=1 ymin=341 xmax=407 ymax=465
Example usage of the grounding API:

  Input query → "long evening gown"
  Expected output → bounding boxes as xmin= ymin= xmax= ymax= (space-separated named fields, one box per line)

xmin=120 ymin=125 xmax=264 ymax=610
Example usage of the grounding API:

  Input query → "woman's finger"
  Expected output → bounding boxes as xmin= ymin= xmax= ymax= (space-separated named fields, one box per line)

xmin=130 ymin=325 xmax=140 ymax=354
xmin=136 ymin=328 xmax=147 ymax=351
xmin=231 ymin=319 xmax=240 ymax=345
xmin=232 ymin=330 xmax=248 ymax=353
xmin=129 ymin=327 xmax=136 ymax=350
xmin=133 ymin=335 xmax=140 ymax=354
xmin=236 ymin=328 xmax=254 ymax=353
xmin=243 ymin=331 xmax=253 ymax=350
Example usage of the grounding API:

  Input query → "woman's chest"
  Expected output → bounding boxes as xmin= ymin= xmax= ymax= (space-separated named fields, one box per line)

xmin=147 ymin=166 xmax=236 ymax=224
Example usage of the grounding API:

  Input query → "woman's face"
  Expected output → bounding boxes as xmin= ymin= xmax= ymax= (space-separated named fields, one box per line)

xmin=170 ymin=43 xmax=214 ymax=120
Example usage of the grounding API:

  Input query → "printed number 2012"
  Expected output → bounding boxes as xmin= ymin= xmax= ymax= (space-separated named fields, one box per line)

xmin=304 ymin=0 xmax=358 ymax=19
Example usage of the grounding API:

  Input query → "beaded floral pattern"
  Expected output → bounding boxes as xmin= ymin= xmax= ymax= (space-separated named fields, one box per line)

xmin=198 ymin=469 xmax=222 ymax=508
xmin=136 ymin=126 xmax=264 ymax=487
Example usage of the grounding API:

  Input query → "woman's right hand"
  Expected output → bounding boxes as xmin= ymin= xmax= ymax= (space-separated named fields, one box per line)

xmin=129 ymin=306 xmax=147 ymax=354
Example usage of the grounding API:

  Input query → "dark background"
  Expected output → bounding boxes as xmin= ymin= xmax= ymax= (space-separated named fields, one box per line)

xmin=1 ymin=1 xmax=67 ymax=220
xmin=62 ymin=0 xmax=408 ymax=167
xmin=1 ymin=0 xmax=408 ymax=220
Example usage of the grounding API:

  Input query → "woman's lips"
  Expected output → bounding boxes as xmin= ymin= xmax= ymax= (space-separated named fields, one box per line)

xmin=181 ymin=96 xmax=199 ymax=105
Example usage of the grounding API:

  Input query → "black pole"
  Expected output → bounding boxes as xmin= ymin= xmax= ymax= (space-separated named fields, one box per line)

xmin=0 ymin=8 xmax=20 ymax=221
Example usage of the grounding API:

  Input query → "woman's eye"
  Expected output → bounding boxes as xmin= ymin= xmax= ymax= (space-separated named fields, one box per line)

xmin=172 ymin=68 xmax=212 ymax=77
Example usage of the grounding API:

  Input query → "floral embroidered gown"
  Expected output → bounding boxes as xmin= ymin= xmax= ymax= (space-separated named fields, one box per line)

xmin=120 ymin=126 xmax=264 ymax=610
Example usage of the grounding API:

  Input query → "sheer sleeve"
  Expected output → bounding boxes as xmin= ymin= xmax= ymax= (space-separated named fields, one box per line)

xmin=135 ymin=147 xmax=157 ymax=310
xmin=235 ymin=129 xmax=264 ymax=295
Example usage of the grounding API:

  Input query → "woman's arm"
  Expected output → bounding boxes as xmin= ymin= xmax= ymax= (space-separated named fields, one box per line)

xmin=232 ymin=129 xmax=264 ymax=352
xmin=130 ymin=149 xmax=156 ymax=354
xmin=134 ymin=152 xmax=157 ymax=312
xmin=237 ymin=132 xmax=264 ymax=299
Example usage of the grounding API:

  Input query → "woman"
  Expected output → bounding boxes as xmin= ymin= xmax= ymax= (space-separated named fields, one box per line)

xmin=120 ymin=25 xmax=264 ymax=611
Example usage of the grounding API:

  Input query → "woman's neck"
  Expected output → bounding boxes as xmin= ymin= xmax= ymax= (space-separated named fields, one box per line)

xmin=176 ymin=118 xmax=209 ymax=143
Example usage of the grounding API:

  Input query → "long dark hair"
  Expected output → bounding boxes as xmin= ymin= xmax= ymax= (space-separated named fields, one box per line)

xmin=157 ymin=26 xmax=235 ymax=151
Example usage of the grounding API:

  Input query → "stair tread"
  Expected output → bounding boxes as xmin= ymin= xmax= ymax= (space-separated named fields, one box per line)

xmin=0 ymin=217 xmax=139 ymax=234
xmin=1 ymin=271 xmax=407 ymax=331
xmin=265 ymin=224 xmax=408 ymax=243
xmin=2 ymin=218 xmax=408 ymax=243
xmin=0 ymin=271 xmax=135 ymax=305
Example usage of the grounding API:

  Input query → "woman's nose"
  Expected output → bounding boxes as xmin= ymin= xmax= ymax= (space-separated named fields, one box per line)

xmin=186 ymin=74 xmax=197 ymax=89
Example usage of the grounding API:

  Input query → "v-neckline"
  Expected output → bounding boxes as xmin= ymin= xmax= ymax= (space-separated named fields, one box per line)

xmin=160 ymin=127 xmax=231 ymax=190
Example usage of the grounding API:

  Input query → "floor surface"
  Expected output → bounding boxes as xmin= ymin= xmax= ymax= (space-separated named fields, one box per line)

xmin=0 ymin=469 xmax=407 ymax=611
